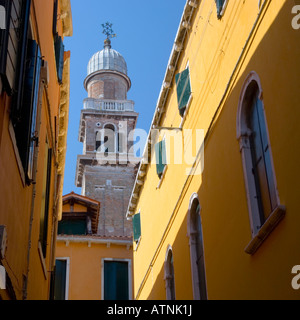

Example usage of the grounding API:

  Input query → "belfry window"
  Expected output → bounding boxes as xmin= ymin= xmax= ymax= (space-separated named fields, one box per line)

xmin=96 ymin=124 xmax=117 ymax=153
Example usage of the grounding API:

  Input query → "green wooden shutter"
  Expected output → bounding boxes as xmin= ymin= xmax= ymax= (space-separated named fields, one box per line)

xmin=54 ymin=260 xmax=67 ymax=300
xmin=155 ymin=140 xmax=167 ymax=178
xmin=133 ymin=212 xmax=141 ymax=242
xmin=15 ymin=39 xmax=40 ymax=181
xmin=54 ymin=35 xmax=64 ymax=83
xmin=215 ymin=0 xmax=225 ymax=19
xmin=175 ymin=68 xmax=191 ymax=116
xmin=104 ymin=261 xmax=129 ymax=300
xmin=0 ymin=0 xmax=11 ymax=88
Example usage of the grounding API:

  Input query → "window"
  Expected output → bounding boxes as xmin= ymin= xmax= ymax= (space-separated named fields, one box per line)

xmin=215 ymin=0 xmax=227 ymax=19
xmin=132 ymin=212 xmax=141 ymax=243
xmin=103 ymin=260 xmax=130 ymax=300
xmin=164 ymin=247 xmax=176 ymax=300
xmin=52 ymin=0 xmax=58 ymax=36
xmin=175 ymin=67 xmax=191 ymax=117
xmin=39 ymin=141 xmax=52 ymax=257
xmin=237 ymin=72 xmax=285 ymax=254
xmin=58 ymin=219 xmax=87 ymax=236
xmin=155 ymin=139 xmax=167 ymax=179
xmin=2 ymin=0 xmax=43 ymax=184
xmin=54 ymin=34 xmax=65 ymax=84
xmin=0 ymin=0 xmax=25 ymax=95
xmin=187 ymin=194 xmax=207 ymax=300
xmin=96 ymin=124 xmax=117 ymax=153
xmin=53 ymin=258 xmax=69 ymax=300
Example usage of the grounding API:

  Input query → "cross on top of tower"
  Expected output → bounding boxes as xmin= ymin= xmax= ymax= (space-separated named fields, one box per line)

xmin=101 ymin=22 xmax=117 ymax=49
xmin=102 ymin=22 xmax=116 ymax=39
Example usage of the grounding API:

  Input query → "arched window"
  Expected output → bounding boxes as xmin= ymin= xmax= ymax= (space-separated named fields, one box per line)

xmin=164 ymin=246 xmax=176 ymax=300
xmin=118 ymin=132 xmax=124 ymax=153
xmin=237 ymin=72 xmax=285 ymax=253
xmin=187 ymin=194 xmax=207 ymax=300
xmin=96 ymin=124 xmax=117 ymax=153
xmin=104 ymin=124 xmax=116 ymax=153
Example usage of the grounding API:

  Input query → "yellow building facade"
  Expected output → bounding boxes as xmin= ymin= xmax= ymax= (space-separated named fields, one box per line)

xmin=128 ymin=0 xmax=300 ymax=300
xmin=55 ymin=193 xmax=133 ymax=300
xmin=0 ymin=0 xmax=72 ymax=300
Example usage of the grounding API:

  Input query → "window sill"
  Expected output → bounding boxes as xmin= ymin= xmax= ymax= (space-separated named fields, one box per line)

xmin=245 ymin=205 xmax=286 ymax=255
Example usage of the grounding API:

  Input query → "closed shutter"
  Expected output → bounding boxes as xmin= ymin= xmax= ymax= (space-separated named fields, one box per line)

xmin=0 ymin=0 xmax=11 ymax=85
xmin=132 ymin=212 xmax=141 ymax=242
xmin=175 ymin=68 xmax=191 ymax=117
xmin=15 ymin=39 xmax=41 ymax=181
xmin=54 ymin=35 xmax=64 ymax=84
xmin=155 ymin=139 xmax=167 ymax=178
xmin=0 ymin=0 xmax=26 ymax=95
xmin=54 ymin=260 xmax=67 ymax=300
xmin=215 ymin=0 xmax=225 ymax=19
xmin=104 ymin=261 xmax=129 ymax=300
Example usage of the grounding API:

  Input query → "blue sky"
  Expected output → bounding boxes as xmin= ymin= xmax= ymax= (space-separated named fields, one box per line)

xmin=63 ymin=0 xmax=186 ymax=195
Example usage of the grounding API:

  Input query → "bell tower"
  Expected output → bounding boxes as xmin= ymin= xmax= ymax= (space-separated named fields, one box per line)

xmin=75 ymin=29 xmax=139 ymax=237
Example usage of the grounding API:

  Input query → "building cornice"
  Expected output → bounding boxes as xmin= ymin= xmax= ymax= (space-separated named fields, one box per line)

xmin=57 ymin=235 xmax=133 ymax=248
xmin=59 ymin=0 xmax=73 ymax=37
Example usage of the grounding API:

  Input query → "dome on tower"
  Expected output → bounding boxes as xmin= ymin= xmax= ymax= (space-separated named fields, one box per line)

xmin=87 ymin=39 xmax=127 ymax=76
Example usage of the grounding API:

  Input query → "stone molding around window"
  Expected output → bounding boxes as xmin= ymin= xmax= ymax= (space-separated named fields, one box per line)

xmin=237 ymin=71 xmax=286 ymax=255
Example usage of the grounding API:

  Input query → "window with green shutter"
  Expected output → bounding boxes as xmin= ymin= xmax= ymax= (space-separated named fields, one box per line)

xmin=155 ymin=139 xmax=167 ymax=178
xmin=215 ymin=0 xmax=226 ymax=19
xmin=104 ymin=261 xmax=129 ymax=300
xmin=54 ymin=259 xmax=67 ymax=300
xmin=132 ymin=212 xmax=141 ymax=242
xmin=175 ymin=68 xmax=191 ymax=117
xmin=54 ymin=34 xmax=65 ymax=84
xmin=13 ymin=38 xmax=42 ymax=184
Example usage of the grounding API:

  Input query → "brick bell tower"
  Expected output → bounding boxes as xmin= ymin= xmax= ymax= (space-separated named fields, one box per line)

xmin=75 ymin=35 xmax=139 ymax=237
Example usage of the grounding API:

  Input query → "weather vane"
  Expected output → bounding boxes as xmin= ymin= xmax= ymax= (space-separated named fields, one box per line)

xmin=101 ymin=22 xmax=117 ymax=40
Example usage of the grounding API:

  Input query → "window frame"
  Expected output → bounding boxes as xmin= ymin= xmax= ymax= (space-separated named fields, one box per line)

xmin=237 ymin=72 xmax=286 ymax=254
xmin=53 ymin=257 xmax=70 ymax=300
xmin=39 ymin=139 xmax=52 ymax=258
xmin=164 ymin=245 xmax=176 ymax=300
xmin=187 ymin=193 xmax=208 ymax=300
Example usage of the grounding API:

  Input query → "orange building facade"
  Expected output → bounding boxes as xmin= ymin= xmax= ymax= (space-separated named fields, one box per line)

xmin=0 ymin=0 xmax=72 ymax=300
